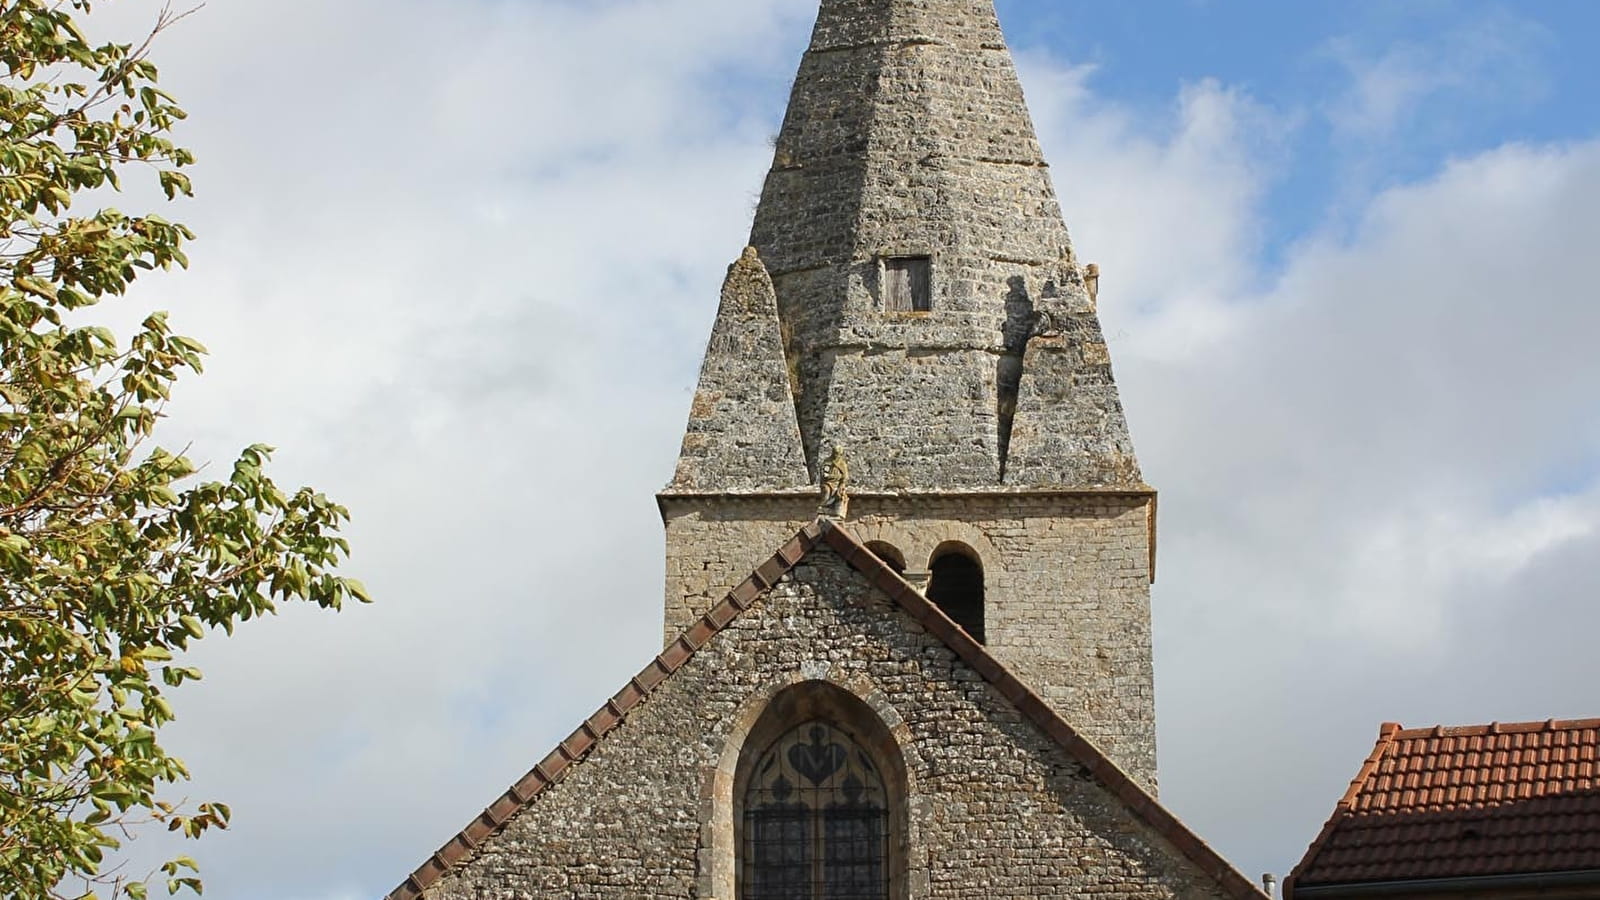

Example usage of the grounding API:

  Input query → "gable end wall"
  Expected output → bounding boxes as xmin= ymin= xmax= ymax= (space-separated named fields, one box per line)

xmin=427 ymin=545 xmax=1222 ymax=899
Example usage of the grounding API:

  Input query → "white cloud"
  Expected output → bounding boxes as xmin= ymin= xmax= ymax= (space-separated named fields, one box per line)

xmin=1323 ymin=10 xmax=1551 ymax=141
xmin=1018 ymin=54 xmax=1294 ymax=362
xmin=93 ymin=0 xmax=813 ymax=896
xmin=1023 ymin=66 xmax=1600 ymax=876
xmin=77 ymin=0 xmax=1600 ymax=895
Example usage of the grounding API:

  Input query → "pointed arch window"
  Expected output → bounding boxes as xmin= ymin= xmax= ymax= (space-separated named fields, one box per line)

xmin=734 ymin=682 xmax=905 ymax=900
xmin=742 ymin=721 xmax=888 ymax=899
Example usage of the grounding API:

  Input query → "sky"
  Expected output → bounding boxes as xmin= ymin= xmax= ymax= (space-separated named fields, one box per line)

xmin=68 ymin=0 xmax=1600 ymax=897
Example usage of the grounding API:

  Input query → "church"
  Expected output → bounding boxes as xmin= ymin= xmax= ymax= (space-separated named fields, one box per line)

xmin=387 ymin=0 xmax=1263 ymax=896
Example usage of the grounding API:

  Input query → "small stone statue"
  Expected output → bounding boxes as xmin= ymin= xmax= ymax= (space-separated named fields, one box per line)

xmin=1084 ymin=263 xmax=1100 ymax=308
xmin=818 ymin=445 xmax=850 ymax=519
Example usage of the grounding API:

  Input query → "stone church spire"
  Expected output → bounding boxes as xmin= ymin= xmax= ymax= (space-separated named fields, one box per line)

xmin=660 ymin=0 xmax=1161 ymax=789
xmin=378 ymin=11 xmax=1268 ymax=896
xmin=747 ymin=0 xmax=1143 ymax=490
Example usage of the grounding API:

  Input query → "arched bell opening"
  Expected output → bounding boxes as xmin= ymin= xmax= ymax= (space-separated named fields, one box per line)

xmin=864 ymin=541 xmax=907 ymax=576
xmin=927 ymin=542 xmax=985 ymax=644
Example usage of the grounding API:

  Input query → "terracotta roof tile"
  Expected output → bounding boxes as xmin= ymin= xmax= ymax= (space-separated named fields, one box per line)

xmin=1287 ymin=719 xmax=1600 ymax=895
xmin=387 ymin=519 xmax=1263 ymax=900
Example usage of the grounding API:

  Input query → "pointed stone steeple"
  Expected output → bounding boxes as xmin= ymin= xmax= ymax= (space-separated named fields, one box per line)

xmin=749 ymin=0 xmax=1142 ymax=490
xmin=670 ymin=248 xmax=809 ymax=492
xmin=660 ymin=0 xmax=1161 ymax=790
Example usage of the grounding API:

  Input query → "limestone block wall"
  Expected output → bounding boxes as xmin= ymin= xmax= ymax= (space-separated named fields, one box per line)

xmin=659 ymin=492 xmax=1158 ymax=790
xmin=424 ymin=548 xmax=1223 ymax=899
xmin=660 ymin=494 xmax=816 ymax=644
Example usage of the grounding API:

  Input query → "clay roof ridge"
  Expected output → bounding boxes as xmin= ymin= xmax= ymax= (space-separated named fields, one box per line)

xmin=386 ymin=517 xmax=1265 ymax=900
xmin=1284 ymin=722 xmax=1403 ymax=899
xmin=1390 ymin=718 xmax=1600 ymax=741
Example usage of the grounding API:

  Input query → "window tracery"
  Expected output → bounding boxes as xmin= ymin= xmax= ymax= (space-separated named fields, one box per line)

xmin=742 ymin=720 xmax=889 ymax=900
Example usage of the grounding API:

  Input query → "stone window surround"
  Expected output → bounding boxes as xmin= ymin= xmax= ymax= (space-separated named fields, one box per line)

xmin=703 ymin=671 xmax=916 ymax=900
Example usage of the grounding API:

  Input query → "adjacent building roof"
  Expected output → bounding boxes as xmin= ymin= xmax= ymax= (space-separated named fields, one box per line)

xmin=387 ymin=518 xmax=1262 ymax=900
xmin=1288 ymin=719 xmax=1600 ymax=895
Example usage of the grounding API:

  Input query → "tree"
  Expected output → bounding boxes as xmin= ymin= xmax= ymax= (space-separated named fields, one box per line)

xmin=0 ymin=2 xmax=367 ymax=897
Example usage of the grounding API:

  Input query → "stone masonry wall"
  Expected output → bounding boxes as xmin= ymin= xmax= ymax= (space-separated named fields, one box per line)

xmin=660 ymin=495 xmax=1158 ymax=790
xmin=424 ymin=546 xmax=1223 ymax=899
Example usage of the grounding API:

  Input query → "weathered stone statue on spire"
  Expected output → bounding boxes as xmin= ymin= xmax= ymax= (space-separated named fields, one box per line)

xmin=817 ymin=446 xmax=849 ymax=519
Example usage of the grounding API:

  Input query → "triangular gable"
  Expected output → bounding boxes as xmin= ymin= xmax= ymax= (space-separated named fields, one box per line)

xmin=1283 ymin=723 xmax=1401 ymax=899
xmin=387 ymin=518 xmax=1262 ymax=900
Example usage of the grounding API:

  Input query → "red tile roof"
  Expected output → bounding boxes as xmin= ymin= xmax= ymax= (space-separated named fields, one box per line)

xmin=387 ymin=518 xmax=1263 ymax=900
xmin=1288 ymin=719 xmax=1600 ymax=894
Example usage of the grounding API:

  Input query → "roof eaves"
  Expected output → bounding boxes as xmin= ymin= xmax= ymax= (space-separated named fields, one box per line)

xmin=1291 ymin=868 xmax=1600 ymax=897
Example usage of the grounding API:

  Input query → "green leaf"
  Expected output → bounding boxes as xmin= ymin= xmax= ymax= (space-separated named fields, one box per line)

xmin=343 ymin=577 xmax=374 ymax=604
xmin=0 ymin=4 xmax=362 ymax=896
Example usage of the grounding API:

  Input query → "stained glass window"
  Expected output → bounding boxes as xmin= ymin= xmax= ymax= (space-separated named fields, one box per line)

xmin=742 ymin=720 xmax=889 ymax=900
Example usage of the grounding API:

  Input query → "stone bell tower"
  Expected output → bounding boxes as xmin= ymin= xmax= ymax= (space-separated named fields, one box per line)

xmin=660 ymin=0 xmax=1160 ymax=790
